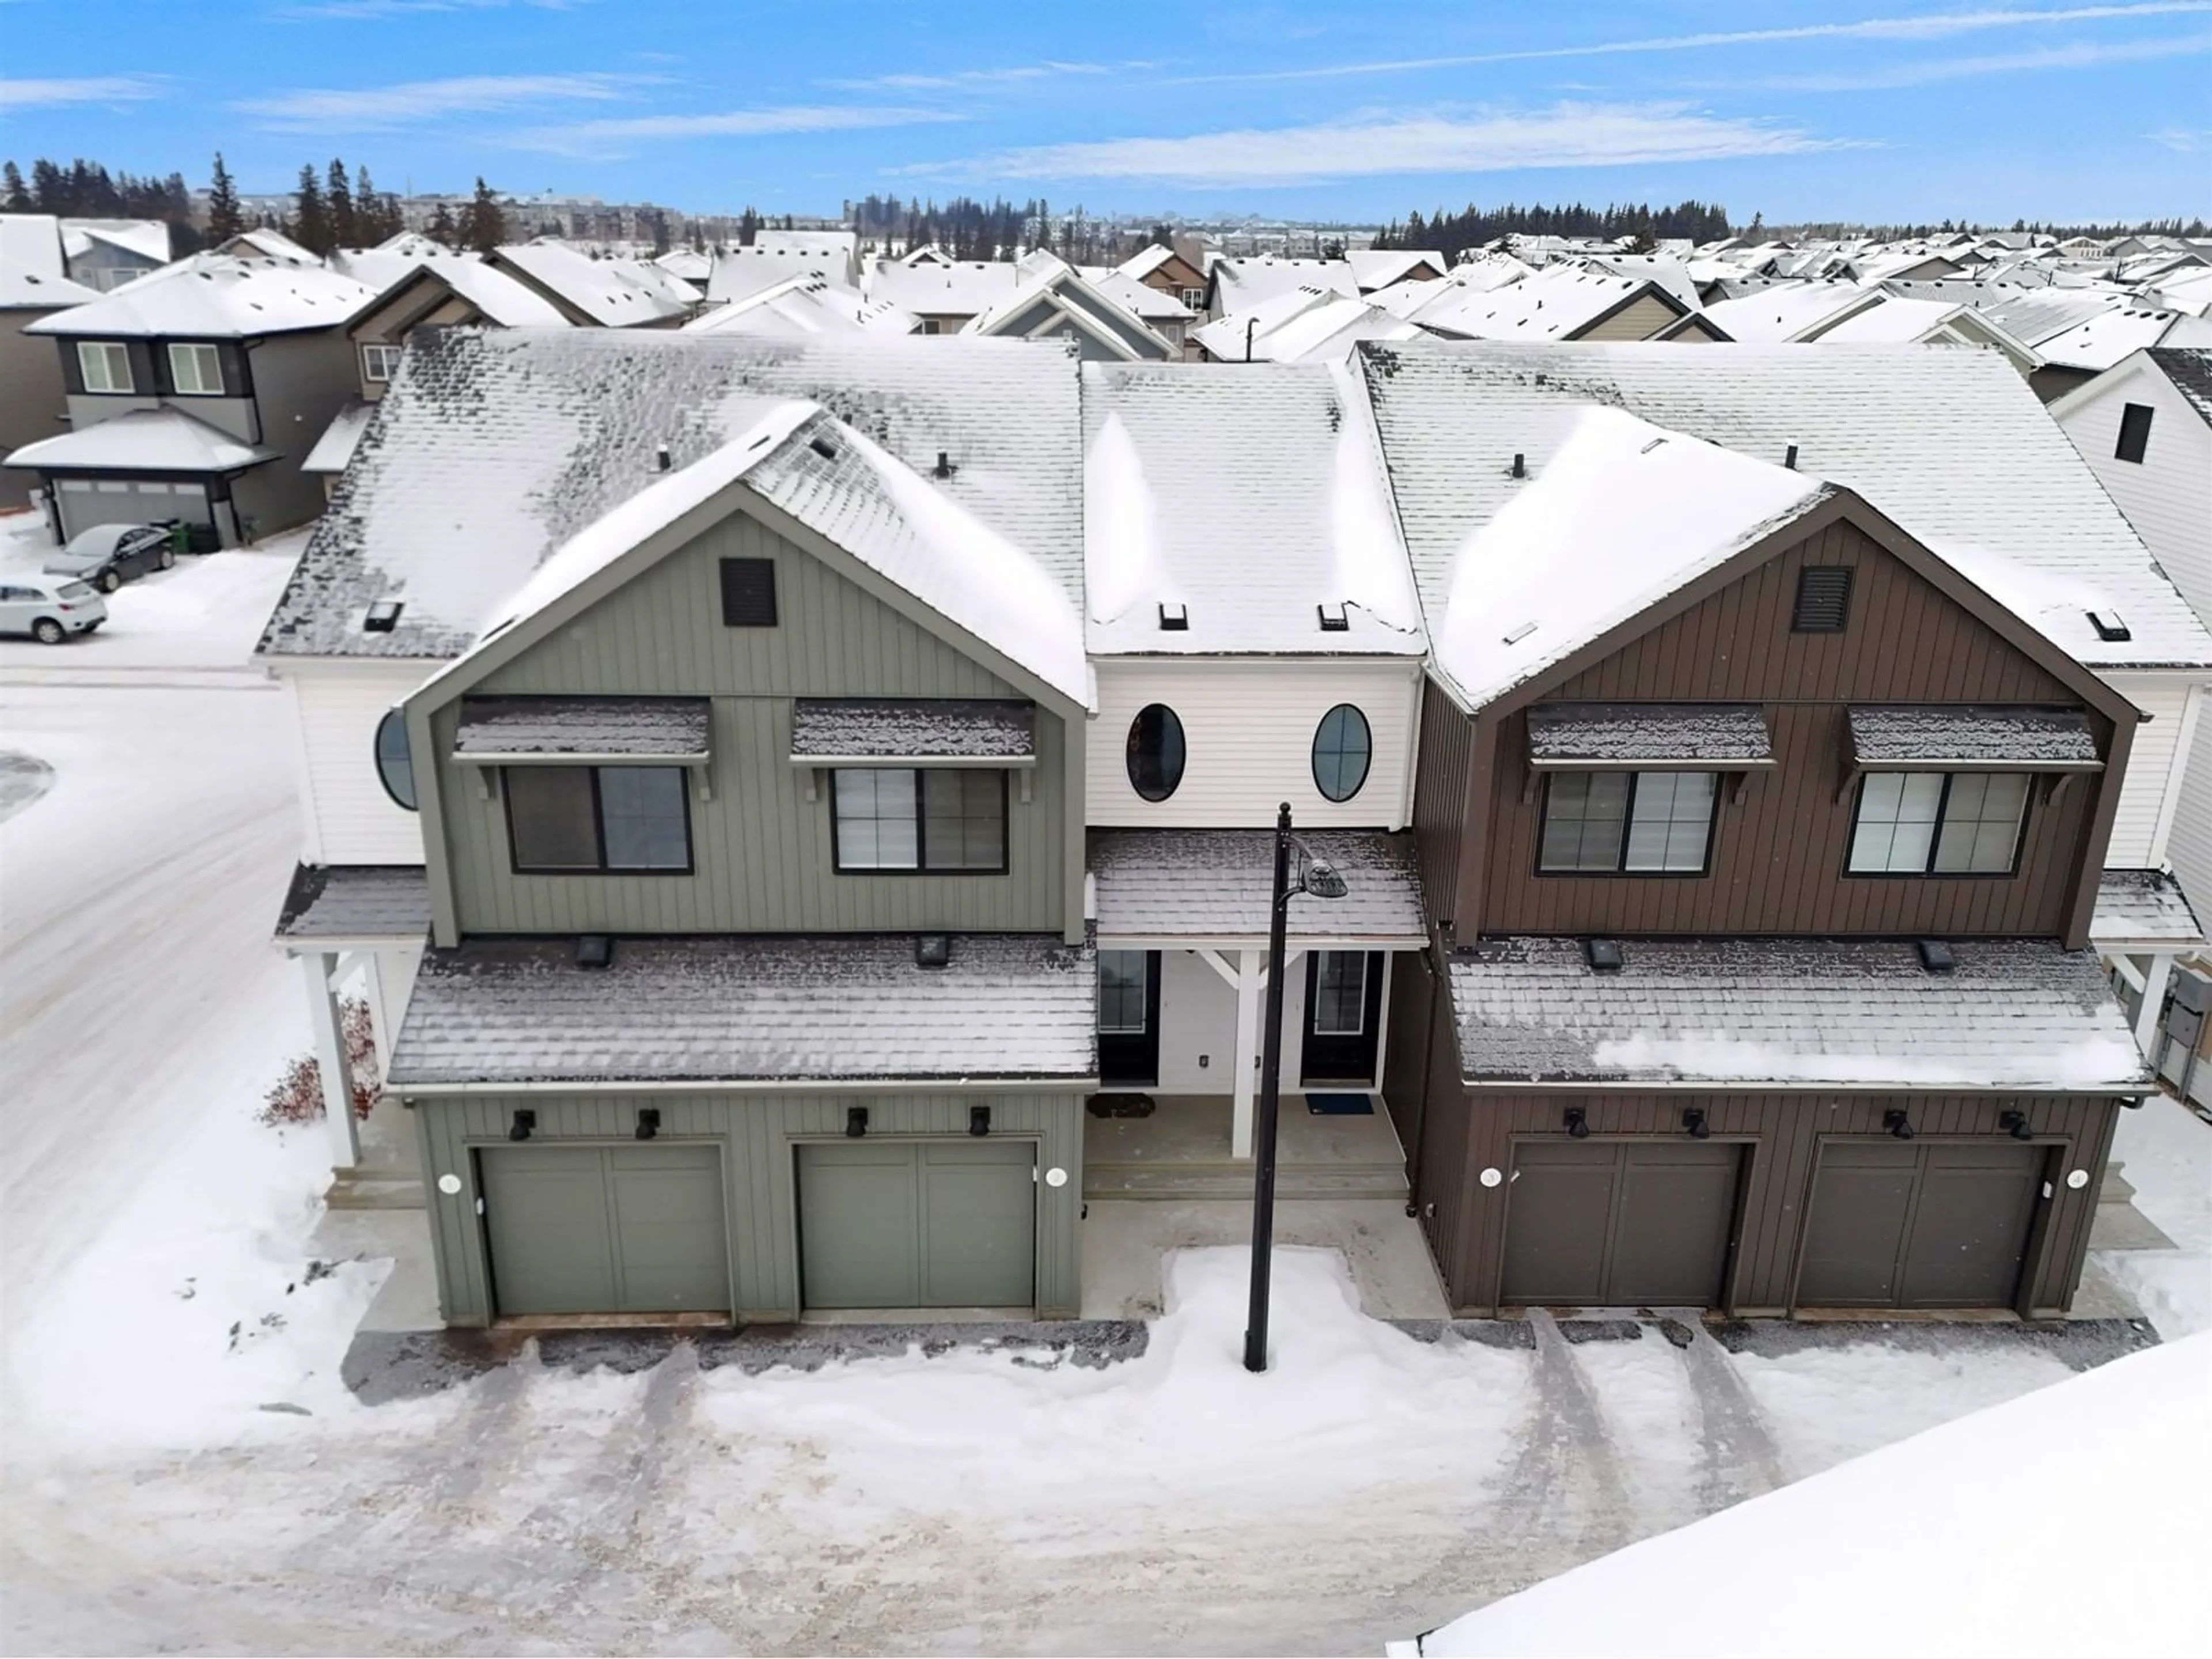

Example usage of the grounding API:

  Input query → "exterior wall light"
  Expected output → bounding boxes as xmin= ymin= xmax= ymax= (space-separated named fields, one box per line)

xmin=1884 ymin=1108 xmax=1916 ymax=1141
xmin=1565 ymin=1106 xmax=1590 ymax=1139
xmin=969 ymin=1105 xmax=991 ymax=1138
xmin=845 ymin=1105 xmax=869 ymax=1139
xmin=509 ymin=1108 xmax=536 ymax=1142
xmin=1999 ymin=1109 xmax=2034 ymax=1142
xmin=1682 ymin=1107 xmax=1711 ymax=1140
xmin=635 ymin=1107 xmax=661 ymax=1141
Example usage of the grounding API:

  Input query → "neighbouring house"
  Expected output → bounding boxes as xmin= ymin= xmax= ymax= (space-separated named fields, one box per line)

xmin=1406 ymin=266 xmax=1706 ymax=344
xmin=257 ymin=329 xmax=1094 ymax=1321
xmin=302 ymin=257 xmax=575 ymax=497
xmin=1117 ymin=243 xmax=1211 ymax=316
xmin=959 ymin=252 xmax=1179 ymax=361
xmin=862 ymin=257 xmax=1025 ymax=335
xmin=651 ymin=247 xmax=713 ymax=294
xmin=1345 ymin=249 xmax=1448 ymax=293
xmin=1191 ymin=285 xmax=1420 ymax=363
xmin=59 ymin=217 xmax=171 ymax=291
xmin=0 ymin=214 xmax=100 ymax=507
xmin=2027 ymin=304 xmax=2212 ymax=403
xmin=1081 ymin=362 xmax=1430 ymax=1183
xmin=1081 ymin=268 xmax=1196 ymax=354
xmin=6 ymin=252 xmax=376 ymax=545
xmin=1202 ymin=256 xmax=1357 ymax=322
xmin=1363 ymin=382 xmax=2153 ymax=1317
xmin=704 ymin=240 xmax=864 ymax=305
xmin=683 ymin=275 xmax=918 ymax=339
xmin=748 ymin=228 xmax=863 ymax=285
xmin=485 ymin=240 xmax=697 ymax=328
xmin=2051 ymin=347 xmax=2212 ymax=1103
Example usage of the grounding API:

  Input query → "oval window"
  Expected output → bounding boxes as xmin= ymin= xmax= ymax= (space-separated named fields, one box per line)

xmin=1311 ymin=704 xmax=1372 ymax=802
xmin=1126 ymin=704 xmax=1187 ymax=802
xmin=374 ymin=707 xmax=418 ymax=811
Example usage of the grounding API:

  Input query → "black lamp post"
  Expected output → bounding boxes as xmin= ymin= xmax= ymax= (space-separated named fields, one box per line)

xmin=1244 ymin=802 xmax=1348 ymax=1374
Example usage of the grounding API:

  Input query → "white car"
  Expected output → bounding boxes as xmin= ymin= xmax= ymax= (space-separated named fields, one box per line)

xmin=0 ymin=575 xmax=108 ymax=643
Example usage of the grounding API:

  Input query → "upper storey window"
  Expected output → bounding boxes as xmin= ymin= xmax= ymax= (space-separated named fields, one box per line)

xmin=168 ymin=343 xmax=223 ymax=396
xmin=1848 ymin=772 xmax=2029 ymax=876
xmin=1126 ymin=704 xmax=1186 ymax=802
xmin=77 ymin=342 xmax=132 ymax=393
xmin=361 ymin=343 xmax=403 ymax=383
xmin=1539 ymin=772 xmax=1717 ymax=875
xmin=1312 ymin=704 xmax=1372 ymax=802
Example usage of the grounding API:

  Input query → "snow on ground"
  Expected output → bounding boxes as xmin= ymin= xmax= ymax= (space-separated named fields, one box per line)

xmin=1414 ymin=1333 xmax=2212 ymax=1659
xmin=0 ymin=517 xmax=306 ymax=672
xmin=2096 ymin=1092 xmax=2212 ymax=1339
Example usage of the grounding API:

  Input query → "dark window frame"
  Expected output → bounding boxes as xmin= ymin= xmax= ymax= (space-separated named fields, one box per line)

xmin=1310 ymin=702 xmax=1373 ymax=802
xmin=1097 ymin=949 xmax=1150 ymax=1032
xmin=2114 ymin=402 xmax=2154 ymax=464
xmin=1535 ymin=770 xmax=1722 ymax=878
xmin=373 ymin=707 xmax=418 ymax=812
xmin=502 ymin=764 xmax=695 ymax=876
xmin=828 ymin=766 xmax=1012 ymax=876
xmin=718 ymin=556 xmax=779 ymax=627
xmin=1126 ymin=703 xmax=1187 ymax=802
xmin=1843 ymin=770 xmax=2033 ymax=880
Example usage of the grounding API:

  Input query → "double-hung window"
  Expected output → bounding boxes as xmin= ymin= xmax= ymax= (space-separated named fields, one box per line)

xmin=168 ymin=343 xmax=223 ymax=396
xmin=77 ymin=342 xmax=133 ymax=393
xmin=832 ymin=768 xmax=1007 ymax=872
xmin=361 ymin=343 xmax=403 ymax=384
xmin=1539 ymin=772 xmax=1717 ymax=874
xmin=505 ymin=765 xmax=691 ymax=873
xmin=1849 ymin=772 xmax=2029 ymax=875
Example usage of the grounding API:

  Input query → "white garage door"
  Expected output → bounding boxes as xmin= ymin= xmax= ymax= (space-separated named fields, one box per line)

xmin=54 ymin=478 xmax=212 ymax=540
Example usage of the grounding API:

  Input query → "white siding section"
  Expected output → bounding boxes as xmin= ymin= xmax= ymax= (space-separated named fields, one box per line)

xmin=2055 ymin=364 xmax=2212 ymax=622
xmin=2172 ymin=710 xmax=2212 ymax=930
xmin=1152 ymin=948 xmax=1320 ymax=1094
xmin=2105 ymin=673 xmax=2195 ymax=868
xmin=281 ymin=660 xmax=432 ymax=865
xmin=1088 ymin=657 xmax=1422 ymax=829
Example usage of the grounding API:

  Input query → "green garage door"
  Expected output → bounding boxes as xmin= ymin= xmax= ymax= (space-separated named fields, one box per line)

xmin=479 ymin=1143 xmax=732 ymax=1317
xmin=1502 ymin=1141 xmax=1743 ymax=1307
xmin=1798 ymin=1141 xmax=2044 ymax=1308
xmin=798 ymin=1139 xmax=1036 ymax=1310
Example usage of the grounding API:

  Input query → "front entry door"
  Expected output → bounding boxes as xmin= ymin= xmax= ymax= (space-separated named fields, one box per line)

xmin=1097 ymin=949 xmax=1161 ymax=1087
xmin=1301 ymin=950 xmax=1384 ymax=1085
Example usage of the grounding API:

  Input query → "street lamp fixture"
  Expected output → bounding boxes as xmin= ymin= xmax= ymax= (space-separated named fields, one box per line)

xmin=1244 ymin=802 xmax=1348 ymax=1374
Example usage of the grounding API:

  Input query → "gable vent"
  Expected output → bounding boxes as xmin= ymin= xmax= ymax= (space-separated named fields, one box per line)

xmin=719 ymin=557 xmax=778 ymax=627
xmin=1792 ymin=566 xmax=1854 ymax=634
xmin=1158 ymin=601 xmax=1189 ymax=632
xmin=2086 ymin=608 xmax=2131 ymax=642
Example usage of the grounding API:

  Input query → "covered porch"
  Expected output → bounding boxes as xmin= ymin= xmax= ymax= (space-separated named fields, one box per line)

xmin=1088 ymin=828 xmax=1428 ymax=1160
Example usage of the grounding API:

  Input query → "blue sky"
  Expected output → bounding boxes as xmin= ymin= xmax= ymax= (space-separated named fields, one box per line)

xmin=3 ymin=2 xmax=2208 ymax=224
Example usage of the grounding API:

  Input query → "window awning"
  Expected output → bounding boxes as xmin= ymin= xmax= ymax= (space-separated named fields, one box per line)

xmin=453 ymin=696 xmax=711 ymax=763
xmin=1526 ymin=702 xmax=1773 ymax=769
xmin=1847 ymin=706 xmax=2101 ymax=771
xmin=789 ymin=699 xmax=1035 ymax=768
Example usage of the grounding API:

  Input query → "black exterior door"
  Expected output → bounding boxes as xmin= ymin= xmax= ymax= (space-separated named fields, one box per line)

xmin=1300 ymin=950 xmax=1385 ymax=1085
xmin=1798 ymin=1141 xmax=2044 ymax=1308
xmin=1097 ymin=949 xmax=1161 ymax=1088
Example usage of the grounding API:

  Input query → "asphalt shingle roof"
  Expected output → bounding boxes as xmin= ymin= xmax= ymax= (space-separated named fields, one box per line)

xmin=1848 ymin=706 xmax=2100 ymax=766
xmin=274 ymin=863 xmax=431 ymax=944
xmin=1526 ymin=703 xmax=1771 ymax=764
xmin=2089 ymin=869 xmax=2207 ymax=950
xmin=2149 ymin=346 xmax=2212 ymax=427
xmin=1449 ymin=935 xmax=2149 ymax=1090
xmin=385 ymin=933 xmax=1097 ymax=1086
xmin=453 ymin=695 xmax=711 ymax=757
xmin=1089 ymin=829 xmax=1426 ymax=942
xmin=789 ymin=698 xmax=1034 ymax=760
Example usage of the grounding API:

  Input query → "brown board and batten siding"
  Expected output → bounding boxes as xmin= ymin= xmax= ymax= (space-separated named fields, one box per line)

xmin=412 ymin=1090 xmax=1088 ymax=1324
xmin=1411 ymin=1083 xmax=2119 ymax=1317
xmin=1438 ymin=517 xmax=2131 ymax=943
xmin=431 ymin=512 xmax=1071 ymax=937
xmin=1411 ymin=679 xmax=1475 ymax=936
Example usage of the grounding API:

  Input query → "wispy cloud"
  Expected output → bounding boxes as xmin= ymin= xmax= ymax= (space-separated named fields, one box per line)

xmin=912 ymin=103 xmax=1859 ymax=187
xmin=501 ymin=104 xmax=969 ymax=158
xmin=2148 ymin=125 xmax=2212 ymax=149
xmin=0 ymin=75 xmax=159 ymax=108
xmin=274 ymin=0 xmax=579 ymax=18
xmin=234 ymin=72 xmax=641 ymax=129
xmin=827 ymin=60 xmax=1153 ymax=92
xmin=1726 ymin=29 xmax=2212 ymax=90
xmin=1164 ymin=2 xmax=2212 ymax=85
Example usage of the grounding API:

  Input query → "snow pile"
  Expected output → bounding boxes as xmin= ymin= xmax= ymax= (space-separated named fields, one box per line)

xmin=2096 ymin=1093 xmax=2212 ymax=1338
xmin=1415 ymin=1333 xmax=2212 ymax=1658
xmin=1083 ymin=410 xmax=1168 ymax=627
xmin=1330 ymin=361 xmax=1424 ymax=635
xmin=1590 ymin=1033 xmax=2149 ymax=1090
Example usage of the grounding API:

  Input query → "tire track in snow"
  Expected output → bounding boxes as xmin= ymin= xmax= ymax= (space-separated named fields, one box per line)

xmin=1494 ymin=1310 xmax=1634 ymax=1571
xmin=1677 ymin=1321 xmax=1787 ymax=1508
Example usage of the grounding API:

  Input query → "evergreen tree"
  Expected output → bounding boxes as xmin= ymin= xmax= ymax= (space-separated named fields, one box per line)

xmin=738 ymin=206 xmax=761 ymax=245
xmin=2 ymin=161 xmax=29 ymax=213
xmin=459 ymin=176 xmax=506 ymax=254
xmin=29 ymin=158 xmax=63 ymax=211
xmin=354 ymin=165 xmax=391 ymax=241
xmin=327 ymin=157 xmax=357 ymax=248
xmin=290 ymin=163 xmax=333 ymax=254
xmin=427 ymin=200 xmax=458 ymax=243
xmin=205 ymin=153 xmax=244 ymax=241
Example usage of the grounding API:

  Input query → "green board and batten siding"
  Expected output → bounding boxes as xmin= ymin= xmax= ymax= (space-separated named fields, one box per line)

xmin=429 ymin=509 xmax=1076 ymax=938
xmin=413 ymin=1091 xmax=1087 ymax=1324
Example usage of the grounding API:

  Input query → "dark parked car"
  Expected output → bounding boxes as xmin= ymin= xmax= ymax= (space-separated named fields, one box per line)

xmin=44 ymin=522 xmax=176 ymax=593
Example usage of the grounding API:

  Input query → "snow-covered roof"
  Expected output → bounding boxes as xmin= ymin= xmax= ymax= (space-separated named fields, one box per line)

xmin=2036 ymin=305 xmax=2212 ymax=372
xmin=491 ymin=241 xmax=695 ymax=327
xmin=1578 ymin=253 xmax=1703 ymax=312
xmin=1191 ymin=286 xmax=1419 ymax=364
xmin=753 ymin=226 xmax=858 ymax=263
xmin=60 ymin=218 xmax=170 ymax=265
xmin=1090 ymin=829 xmax=1425 ymax=942
xmin=1345 ymin=249 xmax=1446 ymax=291
xmin=2090 ymin=868 xmax=2206 ymax=951
xmin=22 ymin=253 xmax=377 ymax=339
xmin=956 ymin=252 xmax=1177 ymax=361
xmin=1115 ymin=243 xmax=1179 ymax=282
xmin=453 ymin=694 xmax=712 ymax=758
xmin=1848 ymin=704 xmax=2099 ymax=767
xmin=1358 ymin=339 xmax=2212 ymax=672
xmin=864 ymin=257 xmax=1023 ymax=317
xmin=705 ymin=241 xmax=861 ymax=304
xmin=1812 ymin=295 xmax=1983 ymax=346
xmin=260 ymin=328 xmax=1083 ymax=661
xmin=1081 ymin=360 xmax=1424 ymax=657
xmin=2149 ymin=345 xmax=2212 ymax=424
xmin=652 ymin=247 xmax=711 ymax=283
xmin=0 ymin=256 xmax=98 ymax=310
xmin=1449 ymin=935 xmax=2148 ymax=1090
xmin=1885 ymin=280 xmax=2122 ymax=347
xmin=4 ymin=407 xmax=276 ymax=474
xmin=684 ymin=275 xmax=916 ymax=338
xmin=1700 ymin=282 xmax=1879 ymax=343
xmin=1525 ymin=702 xmax=1772 ymax=764
xmin=1424 ymin=405 xmax=1830 ymax=709
xmin=397 ymin=256 xmax=574 ymax=327
xmin=274 ymin=863 xmax=430 ymax=945
xmin=1414 ymin=266 xmax=1683 ymax=342
xmin=1415 ymin=1334 xmax=2208 ymax=1659
xmin=1210 ymin=256 xmax=1357 ymax=313
xmin=215 ymin=228 xmax=319 ymax=264
xmin=1085 ymin=268 xmax=1192 ymax=322
xmin=386 ymin=933 xmax=1097 ymax=1086
xmin=789 ymin=698 xmax=1034 ymax=761
xmin=301 ymin=397 xmax=375 ymax=475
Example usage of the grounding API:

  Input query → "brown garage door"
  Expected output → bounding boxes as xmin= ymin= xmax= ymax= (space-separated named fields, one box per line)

xmin=1501 ymin=1140 xmax=1743 ymax=1307
xmin=1798 ymin=1141 xmax=2044 ymax=1309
